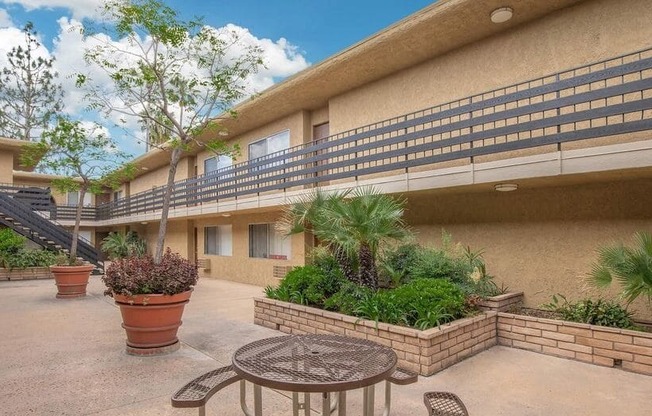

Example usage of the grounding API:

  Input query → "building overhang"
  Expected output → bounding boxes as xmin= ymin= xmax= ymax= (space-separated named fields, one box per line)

xmin=129 ymin=0 xmax=587 ymax=178
xmin=0 ymin=137 xmax=36 ymax=171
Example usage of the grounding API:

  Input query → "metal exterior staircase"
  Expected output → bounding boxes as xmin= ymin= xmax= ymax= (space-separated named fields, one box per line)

xmin=0 ymin=193 xmax=103 ymax=268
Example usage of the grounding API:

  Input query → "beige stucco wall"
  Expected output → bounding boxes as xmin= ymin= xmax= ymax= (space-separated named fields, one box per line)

xmin=323 ymin=0 xmax=652 ymax=183
xmin=130 ymin=158 xmax=193 ymax=196
xmin=310 ymin=107 xmax=330 ymax=133
xmin=329 ymin=0 xmax=652 ymax=135
xmin=404 ymin=177 xmax=652 ymax=321
xmin=194 ymin=211 xmax=306 ymax=287
xmin=0 ymin=153 xmax=13 ymax=184
xmin=135 ymin=220 xmax=193 ymax=260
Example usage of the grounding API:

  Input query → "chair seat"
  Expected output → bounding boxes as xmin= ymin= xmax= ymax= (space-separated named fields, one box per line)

xmin=171 ymin=365 xmax=241 ymax=408
xmin=423 ymin=391 xmax=469 ymax=416
xmin=387 ymin=367 xmax=418 ymax=385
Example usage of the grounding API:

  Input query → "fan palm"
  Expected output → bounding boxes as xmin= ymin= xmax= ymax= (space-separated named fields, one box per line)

xmin=587 ymin=231 xmax=652 ymax=306
xmin=101 ymin=231 xmax=146 ymax=259
xmin=279 ymin=189 xmax=357 ymax=283
xmin=281 ymin=187 xmax=410 ymax=290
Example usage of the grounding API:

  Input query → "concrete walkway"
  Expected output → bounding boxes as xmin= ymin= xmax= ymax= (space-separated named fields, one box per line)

xmin=0 ymin=277 xmax=650 ymax=415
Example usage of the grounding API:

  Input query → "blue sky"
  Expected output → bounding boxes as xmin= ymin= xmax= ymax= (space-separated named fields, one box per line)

xmin=1 ymin=1 xmax=435 ymax=64
xmin=0 ymin=1 xmax=435 ymax=157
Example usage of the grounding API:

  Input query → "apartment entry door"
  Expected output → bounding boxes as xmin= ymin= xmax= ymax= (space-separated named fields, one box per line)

xmin=313 ymin=122 xmax=329 ymax=185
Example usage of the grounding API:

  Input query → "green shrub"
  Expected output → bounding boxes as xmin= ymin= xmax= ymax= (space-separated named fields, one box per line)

xmin=378 ymin=243 xmax=421 ymax=287
xmin=354 ymin=291 xmax=406 ymax=326
xmin=329 ymin=278 xmax=465 ymax=329
xmin=266 ymin=265 xmax=346 ymax=308
xmin=542 ymin=295 xmax=637 ymax=330
xmin=324 ymin=281 xmax=372 ymax=315
xmin=391 ymin=279 xmax=466 ymax=328
xmin=3 ymin=248 xmax=58 ymax=269
xmin=0 ymin=228 xmax=26 ymax=265
xmin=408 ymin=248 xmax=473 ymax=285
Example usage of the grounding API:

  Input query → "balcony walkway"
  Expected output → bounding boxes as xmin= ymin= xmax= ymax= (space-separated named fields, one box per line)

xmin=1 ymin=277 xmax=650 ymax=415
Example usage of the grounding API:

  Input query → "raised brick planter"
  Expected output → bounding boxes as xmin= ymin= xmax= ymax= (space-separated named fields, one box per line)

xmin=0 ymin=267 xmax=52 ymax=281
xmin=255 ymin=296 xmax=652 ymax=377
xmin=477 ymin=292 xmax=523 ymax=312
xmin=254 ymin=297 xmax=497 ymax=376
xmin=497 ymin=312 xmax=652 ymax=376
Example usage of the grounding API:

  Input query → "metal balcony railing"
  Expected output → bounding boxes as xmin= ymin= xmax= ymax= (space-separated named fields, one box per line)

xmin=10 ymin=48 xmax=652 ymax=222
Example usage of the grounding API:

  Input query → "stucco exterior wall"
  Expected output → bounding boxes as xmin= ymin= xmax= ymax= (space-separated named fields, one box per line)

xmin=138 ymin=220 xmax=193 ymax=259
xmin=405 ymin=178 xmax=652 ymax=320
xmin=329 ymin=0 xmax=652 ymax=136
xmin=194 ymin=211 xmax=306 ymax=287
xmin=129 ymin=160 xmax=193 ymax=196
xmin=0 ymin=153 xmax=13 ymax=184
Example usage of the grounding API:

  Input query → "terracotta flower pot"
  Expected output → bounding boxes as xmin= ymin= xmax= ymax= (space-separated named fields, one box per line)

xmin=113 ymin=290 xmax=192 ymax=356
xmin=49 ymin=264 xmax=94 ymax=299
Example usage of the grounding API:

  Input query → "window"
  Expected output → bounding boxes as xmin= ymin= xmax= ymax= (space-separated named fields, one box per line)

xmin=67 ymin=191 xmax=91 ymax=206
xmin=204 ymin=225 xmax=232 ymax=256
xmin=204 ymin=155 xmax=232 ymax=174
xmin=249 ymin=224 xmax=290 ymax=260
xmin=249 ymin=130 xmax=290 ymax=170
xmin=113 ymin=190 xmax=123 ymax=201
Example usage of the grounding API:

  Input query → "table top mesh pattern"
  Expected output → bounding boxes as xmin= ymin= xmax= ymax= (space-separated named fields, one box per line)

xmin=232 ymin=334 xmax=397 ymax=392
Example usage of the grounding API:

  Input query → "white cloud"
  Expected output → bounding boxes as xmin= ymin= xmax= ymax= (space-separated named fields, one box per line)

xmin=0 ymin=0 xmax=105 ymax=20
xmin=0 ymin=8 xmax=13 ymax=27
xmin=0 ymin=16 xmax=310 ymax=155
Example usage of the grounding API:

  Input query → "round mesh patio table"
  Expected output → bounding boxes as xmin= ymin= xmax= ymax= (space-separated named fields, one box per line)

xmin=232 ymin=334 xmax=397 ymax=393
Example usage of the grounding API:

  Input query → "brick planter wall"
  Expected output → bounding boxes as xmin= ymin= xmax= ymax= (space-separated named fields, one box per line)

xmin=0 ymin=267 xmax=51 ymax=281
xmin=255 ymin=296 xmax=652 ymax=377
xmin=478 ymin=292 xmax=523 ymax=312
xmin=254 ymin=297 xmax=496 ymax=376
xmin=497 ymin=313 xmax=652 ymax=376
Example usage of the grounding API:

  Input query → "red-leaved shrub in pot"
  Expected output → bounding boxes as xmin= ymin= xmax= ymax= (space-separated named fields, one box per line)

xmin=103 ymin=248 xmax=198 ymax=355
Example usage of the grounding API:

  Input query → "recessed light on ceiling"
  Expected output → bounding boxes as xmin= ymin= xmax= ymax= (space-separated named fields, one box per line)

xmin=494 ymin=183 xmax=518 ymax=192
xmin=491 ymin=7 xmax=513 ymax=23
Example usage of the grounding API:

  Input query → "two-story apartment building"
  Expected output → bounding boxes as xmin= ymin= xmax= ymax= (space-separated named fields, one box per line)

xmin=2 ymin=0 xmax=652 ymax=318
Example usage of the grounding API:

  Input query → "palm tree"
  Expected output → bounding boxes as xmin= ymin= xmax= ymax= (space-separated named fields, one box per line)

xmin=281 ymin=187 xmax=410 ymax=290
xmin=587 ymin=231 xmax=652 ymax=306
xmin=279 ymin=189 xmax=357 ymax=283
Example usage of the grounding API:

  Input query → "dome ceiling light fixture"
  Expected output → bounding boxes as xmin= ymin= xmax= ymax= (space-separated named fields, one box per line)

xmin=490 ymin=7 xmax=513 ymax=24
xmin=494 ymin=183 xmax=518 ymax=192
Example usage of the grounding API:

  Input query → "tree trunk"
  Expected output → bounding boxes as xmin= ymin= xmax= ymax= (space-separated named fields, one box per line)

xmin=154 ymin=147 xmax=183 ymax=264
xmin=358 ymin=243 xmax=378 ymax=290
xmin=69 ymin=186 xmax=86 ymax=264
xmin=334 ymin=246 xmax=357 ymax=284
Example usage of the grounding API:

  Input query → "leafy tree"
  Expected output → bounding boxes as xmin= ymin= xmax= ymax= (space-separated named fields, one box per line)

xmin=21 ymin=117 xmax=135 ymax=264
xmin=281 ymin=188 xmax=410 ymax=290
xmin=588 ymin=231 xmax=652 ymax=307
xmin=77 ymin=0 xmax=264 ymax=263
xmin=0 ymin=22 xmax=63 ymax=141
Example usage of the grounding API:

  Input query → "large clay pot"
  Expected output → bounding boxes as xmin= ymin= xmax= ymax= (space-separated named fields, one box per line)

xmin=113 ymin=290 xmax=192 ymax=356
xmin=50 ymin=264 xmax=94 ymax=299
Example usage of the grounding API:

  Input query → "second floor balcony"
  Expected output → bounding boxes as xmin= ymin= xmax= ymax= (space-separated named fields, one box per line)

xmin=7 ymin=47 xmax=652 ymax=224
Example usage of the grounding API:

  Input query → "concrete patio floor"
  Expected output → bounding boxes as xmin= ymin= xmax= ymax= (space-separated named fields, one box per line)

xmin=1 ymin=277 xmax=650 ymax=416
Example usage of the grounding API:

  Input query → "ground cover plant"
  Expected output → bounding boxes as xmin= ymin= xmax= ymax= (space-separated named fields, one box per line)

xmin=541 ymin=294 xmax=638 ymax=330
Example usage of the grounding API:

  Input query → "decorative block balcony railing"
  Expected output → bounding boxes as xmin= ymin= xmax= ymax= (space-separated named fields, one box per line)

xmin=8 ymin=48 xmax=652 ymax=222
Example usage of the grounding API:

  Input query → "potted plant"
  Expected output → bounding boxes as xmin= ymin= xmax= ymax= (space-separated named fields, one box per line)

xmin=21 ymin=117 xmax=134 ymax=298
xmin=102 ymin=248 xmax=198 ymax=355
